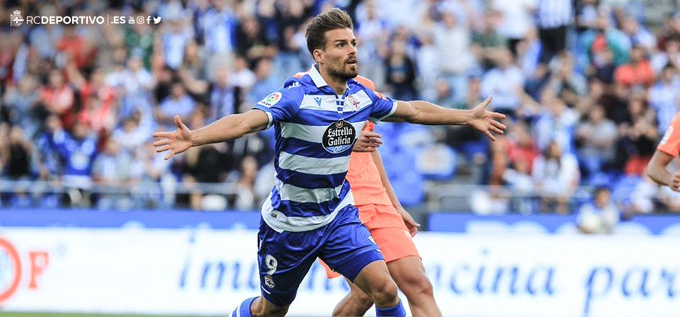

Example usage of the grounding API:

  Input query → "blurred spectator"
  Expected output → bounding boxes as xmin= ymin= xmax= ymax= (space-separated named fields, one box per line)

xmin=247 ymin=57 xmax=279 ymax=105
xmin=491 ymin=0 xmax=537 ymax=55
xmin=155 ymin=81 xmax=195 ymax=127
xmin=384 ymin=39 xmax=417 ymax=100
xmin=532 ymin=90 xmax=578 ymax=151
xmin=648 ymin=64 xmax=680 ymax=132
xmin=651 ymin=37 xmax=680 ymax=74
xmin=53 ymin=122 xmax=99 ymax=207
xmin=41 ymin=69 xmax=75 ymax=130
xmin=575 ymin=104 xmax=618 ymax=179
xmin=434 ymin=8 xmax=474 ymax=103
xmin=2 ymin=75 xmax=42 ymax=138
xmin=576 ymin=186 xmax=620 ymax=234
xmin=179 ymin=111 xmax=232 ymax=210
xmin=613 ymin=46 xmax=654 ymax=88
xmin=532 ymin=140 xmax=580 ymax=213
xmin=471 ymin=8 xmax=507 ymax=70
xmin=91 ymin=138 xmax=135 ymax=210
xmin=579 ymin=9 xmax=631 ymax=71
xmin=231 ymin=155 xmax=259 ymax=211
xmin=620 ymin=14 xmax=657 ymax=52
xmin=616 ymin=96 xmax=659 ymax=176
xmin=480 ymin=48 xmax=525 ymax=117
xmin=535 ymin=0 xmax=572 ymax=65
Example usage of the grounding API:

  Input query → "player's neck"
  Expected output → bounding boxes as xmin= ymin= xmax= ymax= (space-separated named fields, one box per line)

xmin=318 ymin=67 xmax=348 ymax=96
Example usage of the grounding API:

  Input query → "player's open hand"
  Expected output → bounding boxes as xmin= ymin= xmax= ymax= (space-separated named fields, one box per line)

xmin=467 ymin=96 xmax=507 ymax=141
xmin=353 ymin=131 xmax=383 ymax=152
xmin=152 ymin=115 xmax=193 ymax=160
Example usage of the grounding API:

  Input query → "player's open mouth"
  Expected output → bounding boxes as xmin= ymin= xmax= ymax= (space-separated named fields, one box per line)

xmin=346 ymin=59 xmax=357 ymax=65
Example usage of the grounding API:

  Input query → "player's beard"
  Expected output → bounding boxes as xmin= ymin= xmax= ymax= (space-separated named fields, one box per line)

xmin=328 ymin=59 xmax=359 ymax=81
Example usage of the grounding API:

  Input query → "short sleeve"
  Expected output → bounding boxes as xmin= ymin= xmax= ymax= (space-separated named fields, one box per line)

xmin=658 ymin=113 xmax=680 ymax=157
xmin=364 ymin=89 xmax=397 ymax=122
xmin=253 ymin=89 xmax=300 ymax=129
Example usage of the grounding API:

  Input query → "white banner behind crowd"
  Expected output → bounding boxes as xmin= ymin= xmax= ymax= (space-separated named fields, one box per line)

xmin=1 ymin=226 xmax=679 ymax=317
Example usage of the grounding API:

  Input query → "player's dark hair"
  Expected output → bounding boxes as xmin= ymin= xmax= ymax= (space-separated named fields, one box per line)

xmin=305 ymin=8 xmax=354 ymax=56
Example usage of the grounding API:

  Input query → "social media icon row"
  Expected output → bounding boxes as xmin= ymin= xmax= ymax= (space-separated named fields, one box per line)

xmin=110 ymin=16 xmax=161 ymax=24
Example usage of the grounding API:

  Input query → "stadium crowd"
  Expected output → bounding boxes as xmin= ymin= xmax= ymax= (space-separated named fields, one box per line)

xmin=0 ymin=0 xmax=679 ymax=216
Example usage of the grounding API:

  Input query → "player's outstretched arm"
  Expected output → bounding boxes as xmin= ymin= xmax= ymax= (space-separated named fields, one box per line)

xmin=153 ymin=110 xmax=269 ymax=160
xmin=386 ymin=96 xmax=507 ymax=141
xmin=647 ymin=150 xmax=680 ymax=192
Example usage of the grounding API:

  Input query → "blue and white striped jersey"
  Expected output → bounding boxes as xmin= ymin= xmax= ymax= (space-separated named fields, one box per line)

xmin=253 ymin=66 xmax=397 ymax=233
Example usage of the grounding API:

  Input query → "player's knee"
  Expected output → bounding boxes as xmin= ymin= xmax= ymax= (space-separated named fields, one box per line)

xmin=397 ymin=271 xmax=435 ymax=299
xmin=349 ymin=287 xmax=373 ymax=307
xmin=368 ymin=278 xmax=399 ymax=306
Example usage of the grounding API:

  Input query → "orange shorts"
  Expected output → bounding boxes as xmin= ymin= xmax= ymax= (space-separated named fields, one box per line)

xmin=320 ymin=204 xmax=420 ymax=279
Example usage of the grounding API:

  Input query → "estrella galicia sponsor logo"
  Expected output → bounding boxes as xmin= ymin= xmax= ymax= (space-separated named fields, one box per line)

xmin=322 ymin=120 xmax=356 ymax=154
xmin=257 ymin=92 xmax=282 ymax=108
xmin=10 ymin=10 xmax=23 ymax=27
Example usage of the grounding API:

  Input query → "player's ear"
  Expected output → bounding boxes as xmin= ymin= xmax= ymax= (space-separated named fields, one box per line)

xmin=313 ymin=49 xmax=323 ymax=63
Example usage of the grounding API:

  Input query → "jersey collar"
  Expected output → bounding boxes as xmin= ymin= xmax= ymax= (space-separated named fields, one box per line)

xmin=308 ymin=64 xmax=352 ymax=91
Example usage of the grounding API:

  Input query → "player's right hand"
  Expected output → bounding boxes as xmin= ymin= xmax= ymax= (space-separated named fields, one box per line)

xmin=672 ymin=171 xmax=680 ymax=192
xmin=352 ymin=131 xmax=382 ymax=152
xmin=152 ymin=115 xmax=193 ymax=160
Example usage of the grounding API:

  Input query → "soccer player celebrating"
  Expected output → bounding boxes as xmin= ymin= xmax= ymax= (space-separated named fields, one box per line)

xmin=647 ymin=112 xmax=680 ymax=192
xmin=153 ymin=8 xmax=505 ymax=317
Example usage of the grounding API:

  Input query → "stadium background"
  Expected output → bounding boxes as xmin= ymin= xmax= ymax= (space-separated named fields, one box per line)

xmin=1 ymin=0 xmax=680 ymax=316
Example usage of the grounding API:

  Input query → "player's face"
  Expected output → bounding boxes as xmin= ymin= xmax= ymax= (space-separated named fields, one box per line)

xmin=319 ymin=28 xmax=358 ymax=80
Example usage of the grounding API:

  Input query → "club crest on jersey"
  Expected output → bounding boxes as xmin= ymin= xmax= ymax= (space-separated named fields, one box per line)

xmin=258 ymin=92 xmax=282 ymax=108
xmin=322 ymin=120 xmax=356 ymax=154
xmin=346 ymin=95 xmax=361 ymax=110
xmin=264 ymin=275 xmax=275 ymax=289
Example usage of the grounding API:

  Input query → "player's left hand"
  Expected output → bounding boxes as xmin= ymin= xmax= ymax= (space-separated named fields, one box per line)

xmin=352 ymin=131 xmax=382 ymax=152
xmin=396 ymin=206 xmax=420 ymax=237
xmin=467 ymin=96 xmax=507 ymax=141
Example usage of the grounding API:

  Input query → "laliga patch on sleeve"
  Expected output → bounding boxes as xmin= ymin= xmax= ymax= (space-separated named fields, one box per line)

xmin=258 ymin=92 xmax=282 ymax=108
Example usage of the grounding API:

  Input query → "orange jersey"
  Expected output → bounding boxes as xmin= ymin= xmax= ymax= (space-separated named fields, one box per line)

xmin=658 ymin=113 xmax=680 ymax=157
xmin=347 ymin=121 xmax=393 ymax=207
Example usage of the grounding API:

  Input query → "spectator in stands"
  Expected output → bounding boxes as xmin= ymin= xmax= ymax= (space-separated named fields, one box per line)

xmin=2 ymin=75 xmax=41 ymax=139
xmin=579 ymin=9 xmax=631 ymax=70
xmin=52 ymin=122 xmax=99 ymax=207
xmin=617 ymin=95 xmax=659 ymax=176
xmin=648 ymin=64 xmax=680 ymax=132
xmin=92 ymin=138 xmax=135 ymax=210
xmin=535 ymin=0 xmax=572 ymax=65
xmin=384 ymin=39 xmax=418 ymax=100
xmin=651 ymin=36 xmax=680 ymax=74
xmin=471 ymin=8 xmax=507 ymax=70
xmin=532 ymin=140 xmax=580 ymax=213
xmin=480 ymin=48 xmax=525 ymax=118
xmin=434 ymin=8 xmax=474 ymax=103
xmin=247 ymin=57 xmax=280 ymax=105
xmin=41 ymin=69 xmax=75 ymax=130
xmin=576 ymin=186 xmax=620 ymax=234
xmin=614 ymin=46 xmax=655 ymax=89
xmin=575 ymin=103 xmax=618 ymax=180
xmin=156 ymin=81 xmax=196 ymax=127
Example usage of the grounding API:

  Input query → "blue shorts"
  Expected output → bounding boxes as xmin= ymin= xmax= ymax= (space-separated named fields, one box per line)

xmin=257 ymin=205 xmax=383 ymax=306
